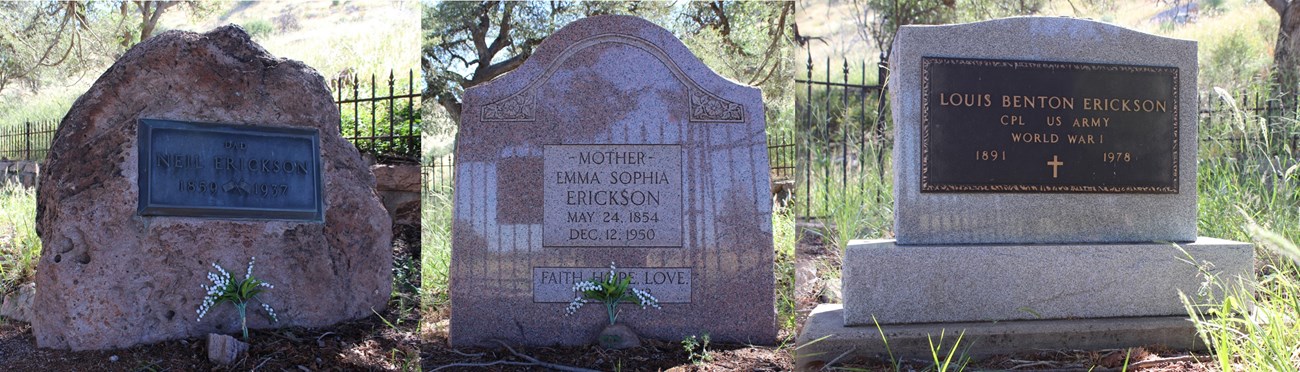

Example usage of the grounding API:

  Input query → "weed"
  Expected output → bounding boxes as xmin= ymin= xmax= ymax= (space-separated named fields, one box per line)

xmin=681 ymin=333 xmax=713 ymax=365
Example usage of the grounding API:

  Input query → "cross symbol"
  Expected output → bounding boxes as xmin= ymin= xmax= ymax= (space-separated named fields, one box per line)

xmin=1047 ymin=155 xmax=1064 ymax=178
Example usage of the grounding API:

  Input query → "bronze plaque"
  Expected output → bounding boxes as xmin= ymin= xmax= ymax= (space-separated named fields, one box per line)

xmin=921 ymin=57 xmax=1179 ymax=193
xmin=137 ymin=119 xmax=324 ymax=220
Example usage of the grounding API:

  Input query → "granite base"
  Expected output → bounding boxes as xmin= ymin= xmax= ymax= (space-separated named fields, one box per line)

xmin=843 ymin=237 xmax=1252 ymax=325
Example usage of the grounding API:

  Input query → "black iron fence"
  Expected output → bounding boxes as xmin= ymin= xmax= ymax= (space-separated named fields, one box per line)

xmin=1197 ymin=89 xmax=1300 ymax=150
xmin=769 ymin=130 xmax=796 ymax=182
xmin=334 ymin=69 xmax=422 ymax=162
xmin=0 ymin=120 xmax=57 ymax=161
xmin=423 ymin=154 xmax=455 ymax=192
xmin=797 ymin=54 xmax=890 ymax=218
xmin=0 ymin=70 xmax=422 ymax=165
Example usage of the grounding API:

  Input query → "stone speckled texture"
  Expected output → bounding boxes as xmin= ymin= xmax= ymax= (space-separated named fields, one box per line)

xmin=889 ymin=17 xmax=1199 ymax=244
xmin=451 ymin=15 xmax=774 ymax=347
xmin=842 ymin=238 xmax=1253 ymax=324
xmin=33 ymin=25 xmax=391 ymax=350
xmin=796 ymin=304 xmax=1203 ymax=370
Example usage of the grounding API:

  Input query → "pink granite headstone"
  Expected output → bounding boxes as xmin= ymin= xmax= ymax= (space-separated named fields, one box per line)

xmin=451 ymin=15 xmax=775 ymax=346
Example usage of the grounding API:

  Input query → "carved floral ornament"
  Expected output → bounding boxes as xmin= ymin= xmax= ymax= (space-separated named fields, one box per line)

xmin=481 ymin=92 xmax=536 ymax=122
xmin=479 ymin=34 xmax=746 ymax=123
xmin=689 ymin=89 xmax=744 ymax=122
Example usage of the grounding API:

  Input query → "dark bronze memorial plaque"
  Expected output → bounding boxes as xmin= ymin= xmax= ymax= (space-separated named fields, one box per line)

xmin=921 ymin=57 xmax=1179 ymax=193
xmin=137 ymin=119 xmax=323 ymax=220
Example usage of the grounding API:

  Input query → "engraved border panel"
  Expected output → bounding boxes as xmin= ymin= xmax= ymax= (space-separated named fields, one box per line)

xmin=532 ymin=267 xmax=693 ymax=303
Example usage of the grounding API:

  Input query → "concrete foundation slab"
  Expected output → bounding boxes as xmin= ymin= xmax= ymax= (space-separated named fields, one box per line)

xmin=795 ymin=304 xmax=1203 ymax=371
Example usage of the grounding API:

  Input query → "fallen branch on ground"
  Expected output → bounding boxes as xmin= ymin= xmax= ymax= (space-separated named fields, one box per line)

xmin=429 ymin=340 xmax=601 ymax=372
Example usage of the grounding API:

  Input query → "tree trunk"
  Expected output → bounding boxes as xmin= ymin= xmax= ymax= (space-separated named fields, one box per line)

xmin=136 ymin=1 xmax=176 ymax=43
xmin=120 ymin=1 xmax=133 ymax=48
xmin=1272 ymin=0 xmax=1300 ymax=97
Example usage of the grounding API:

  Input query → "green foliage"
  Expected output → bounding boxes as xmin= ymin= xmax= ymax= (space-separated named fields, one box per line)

xmin=681 ymin=333 xmax=713 ymax=365
xmin=954 ymin=0 xmax=1045 ymax=23
xmin=0 ymin=183 xmax=38 ymax=297
xmin=0 ymin=2 xmax=123 ymax=95
xmin=338 ymin=77 xmax=423 ymax=159
xmin=423 ymin=1 xmax=674 ymax=119
xmin=241 ymin=19 xmax=274 ymax=39
xmin=1203 ymin=29 xmax=1269 ymax=92
xmin=677 ymin=2 xmax=795 ymax=135
xmin=1204 ymin=0 xmax=1228 ymax=13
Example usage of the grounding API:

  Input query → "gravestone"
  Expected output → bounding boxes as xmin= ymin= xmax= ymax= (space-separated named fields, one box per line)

xmin=33 ymin=26 xmax=392 ymax=350
xmin=451 ymin=15 xmax=775 ymax=346
xmin=796 ymin=17 xmax=1254 ymax=366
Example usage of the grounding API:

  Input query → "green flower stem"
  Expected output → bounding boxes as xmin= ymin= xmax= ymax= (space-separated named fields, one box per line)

xmin=606 ymin=301 xmax=617 ymax=325
xmin=237 ymin=302 xmax=248 ymax=341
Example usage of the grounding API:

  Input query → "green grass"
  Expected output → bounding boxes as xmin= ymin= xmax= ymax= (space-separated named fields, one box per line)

xmin=0 ymin=183 xmax=39 ymax=297
xmin=419 ymin=182 xmax=452 ymax=312
xmin=1182 ymin=230 xmax=1300 ymax=371
xmin=773 ymin=200 xmax=798 ymax=333
xmin=1178 ymin=91 xmax=1300 ymax=371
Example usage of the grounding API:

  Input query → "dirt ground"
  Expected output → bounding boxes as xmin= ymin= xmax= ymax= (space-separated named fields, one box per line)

xmin=0 ymin=223 xmax=1223 ymax=371
xmin=0 ymin=306 xmax=794 ymax=371
xmin=0 ymin=223 xmax=793 ymax=371
xmin=420 ymin=308 xmax=793 ymax=371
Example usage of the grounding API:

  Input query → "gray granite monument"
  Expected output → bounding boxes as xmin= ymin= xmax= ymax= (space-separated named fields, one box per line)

xmin=450 ymin=15 xmax=775 ymax=347
xmin=796 ymin=17 xmax=1254 ymax=367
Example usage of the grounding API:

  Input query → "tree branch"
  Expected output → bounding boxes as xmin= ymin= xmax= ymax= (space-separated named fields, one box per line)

xmin=485 ymin=2 xmax=514 ymax=57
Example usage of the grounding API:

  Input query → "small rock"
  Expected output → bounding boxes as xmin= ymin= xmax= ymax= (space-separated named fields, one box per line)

xmin=0 ymin=283 xmax=35 ymax=323
xmin=207 ymin=333 xmax=248 ymax=365
xmin=818 ymin=277 xmax=842 ymax=303
xmin=598 ymin=324 xmax=641 ymax=349
xmin=109 ymin=355 xmax=118 ymax=362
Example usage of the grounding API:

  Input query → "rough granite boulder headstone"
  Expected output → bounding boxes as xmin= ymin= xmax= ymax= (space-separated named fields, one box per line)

xmin=33 ymin=25 xmax=392 ymax=350
xmin=451 ymin=15 xmax=775 ymax=347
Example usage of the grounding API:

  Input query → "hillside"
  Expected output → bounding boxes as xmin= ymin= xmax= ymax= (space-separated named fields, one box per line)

xmin=158 ymin=0 xmax=419 ymax=79
xmin=795 ymin=0 xmax=1280 ymax=89
xmin=0 ymin=0 xmax=418 ymax=127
